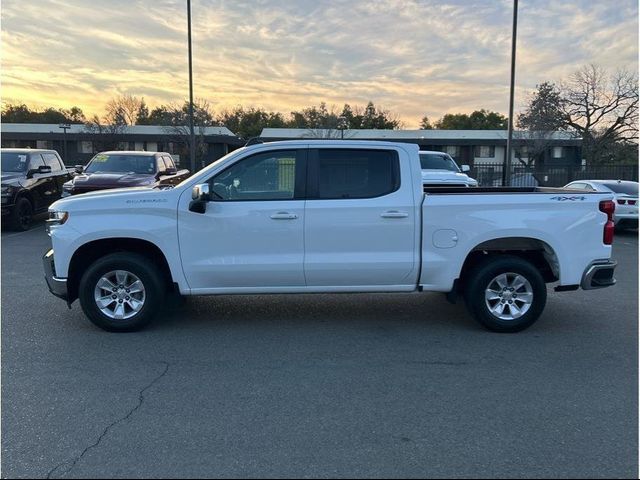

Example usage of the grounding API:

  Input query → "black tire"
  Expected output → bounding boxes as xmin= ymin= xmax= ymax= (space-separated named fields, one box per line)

xmin=464 ymin=255 xmax=547 ymax=333
xmin=9 ymin=197 xmax=33 ymax=231
xmin=78 ymin=252 xmax=165 ymax=332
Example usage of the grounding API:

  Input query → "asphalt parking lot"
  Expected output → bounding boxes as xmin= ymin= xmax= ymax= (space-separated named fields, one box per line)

xmin=1 ymin=222 xmax=638 ymax=479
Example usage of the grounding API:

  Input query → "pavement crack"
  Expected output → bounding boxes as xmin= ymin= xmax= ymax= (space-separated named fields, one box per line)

xmin=45 ymin=361 xmax=170 ymax=479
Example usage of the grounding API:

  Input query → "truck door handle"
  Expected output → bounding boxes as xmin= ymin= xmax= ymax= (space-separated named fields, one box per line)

xmin=381 ymin=210 xmax=409 ymax=218
xmin=270 ymin=212 xmax=298 ymax=220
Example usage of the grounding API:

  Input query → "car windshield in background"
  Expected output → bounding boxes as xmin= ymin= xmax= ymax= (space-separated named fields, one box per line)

xmin=84 ymin=154 xmax=156 ymax=174
xmin=1 ymin=152 xmax=28 ymax=172
xmin=419 ymin=153 xmax=459 ymax=172
xmin=601 ymin=182 xmax=638 ymax=196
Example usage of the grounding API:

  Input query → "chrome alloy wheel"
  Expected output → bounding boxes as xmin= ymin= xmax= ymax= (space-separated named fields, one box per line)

xmin=484 ymin=272 xmax=533 ymax=321
xmin=94 ymin=270 xmax=146 ymax=320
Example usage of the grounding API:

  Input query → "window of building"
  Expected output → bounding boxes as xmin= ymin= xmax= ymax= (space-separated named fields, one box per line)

xmin=313 ymin=149 xmax=400 ymax=199
xmin=553 ymin=146 xmax=563 ymax=158
xmin=443 ymin=145 xmax=460 ymax=158
xmin=474 ymin=146 xmax=495 ymax=158
xmin=36 ymin=140 xmax=51 ymax=149
xmin=78 ymin=141 xmax=93 ymax=153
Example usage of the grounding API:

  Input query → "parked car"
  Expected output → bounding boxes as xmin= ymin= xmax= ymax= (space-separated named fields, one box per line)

xmin=62 ymin=151 xmax=190 ymax=197
xmin=44 ymin=141 xmax=617 ymax=333
xmin=419 ymin=150 xmax=478 ymax=187
xmin=564 ymin=180 xmax=638 ymax=230
xmin=1 ymin=148 xmax=73 ymax=231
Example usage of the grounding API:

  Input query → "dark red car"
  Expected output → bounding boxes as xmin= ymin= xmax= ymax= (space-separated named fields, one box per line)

xmin=62 ymin=151 xmax=190 ymax=197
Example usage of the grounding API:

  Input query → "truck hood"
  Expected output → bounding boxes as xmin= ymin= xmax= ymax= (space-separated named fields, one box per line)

xmin=421 ymin=170 xmax=477 ymax=185
xmin=70 ymin=172 xmax=156 ymax=188
xmin=1 ymin=172 xmax=26 ymax=186
xmin=50 ymin=186 xmax=173 ymax=212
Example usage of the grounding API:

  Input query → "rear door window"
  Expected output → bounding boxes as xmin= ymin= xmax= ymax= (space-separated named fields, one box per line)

xmin=309 ymin=149 xmax=400 ymax=199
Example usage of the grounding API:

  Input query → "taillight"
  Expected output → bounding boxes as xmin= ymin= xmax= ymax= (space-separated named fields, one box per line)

xmin=599 ymin=200 xmax=615 ymax=245
xmin=617 ymin=199 xmax=627 ymax=205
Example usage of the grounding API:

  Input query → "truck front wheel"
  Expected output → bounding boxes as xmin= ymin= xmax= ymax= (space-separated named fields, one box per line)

xmin=78 ymin=252 xmax=165 ymax=332
xmin=464 ymin=255 xmax=547 ymax=333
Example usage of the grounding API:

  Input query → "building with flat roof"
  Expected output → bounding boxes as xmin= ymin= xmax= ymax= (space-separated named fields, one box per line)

xmin=259 ymin=128 xmax=583 ymax=167
xmin=1 ymin=123 xmax=245 ymax=167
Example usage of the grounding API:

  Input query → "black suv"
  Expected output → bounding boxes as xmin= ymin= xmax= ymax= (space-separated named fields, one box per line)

xmin=1 ymin=149 xmax=72 ymax=231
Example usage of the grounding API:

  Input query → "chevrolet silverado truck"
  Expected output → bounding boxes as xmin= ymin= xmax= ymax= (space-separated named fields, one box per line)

xmin=43 ymin=141 xmax=617 ymax=333
xmin=1 ymin=148 xmax=73 ymax=231
xmin=61 ymin=151 xmax=189 ymax=197
xmin=420 ymin=150 xmax=478 ymax=187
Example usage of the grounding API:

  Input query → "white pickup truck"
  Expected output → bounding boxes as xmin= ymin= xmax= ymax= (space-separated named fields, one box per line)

xmin=44 ymin=141 xmax=617 ymax=333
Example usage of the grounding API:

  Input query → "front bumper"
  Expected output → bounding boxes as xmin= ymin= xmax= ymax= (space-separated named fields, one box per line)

xmin=581 ymin=260 xmax=617 ymax=290
xmin=43 ymin=249 xmax=69 ymax=301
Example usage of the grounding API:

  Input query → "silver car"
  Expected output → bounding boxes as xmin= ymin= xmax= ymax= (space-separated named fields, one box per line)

xmin=564 ymin=179 xmax=638 ymax=230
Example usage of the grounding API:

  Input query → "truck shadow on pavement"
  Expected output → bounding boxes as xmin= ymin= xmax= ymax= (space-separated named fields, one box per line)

xmin=150 ymin=292 xmax=479 ymax=333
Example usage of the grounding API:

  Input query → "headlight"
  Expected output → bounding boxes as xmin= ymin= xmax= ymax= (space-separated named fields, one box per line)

xmin=1 ymin=185 xmax=16 ymax=195
xmin=46 ymin=211 xmax=69 ymax=235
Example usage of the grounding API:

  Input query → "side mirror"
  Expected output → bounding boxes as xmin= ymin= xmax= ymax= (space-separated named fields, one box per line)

xmin=192 ymin=183 xmax=210 ymax=201
xmin=74 ymin=165 xmax=84 ymax=174
xmin=27 ymin=165 xmax=52 ymax=178
xmin=189 ymin=183 xmax=210 ymax=214
xmin=461 ymin=165 xmax=471 ymax=173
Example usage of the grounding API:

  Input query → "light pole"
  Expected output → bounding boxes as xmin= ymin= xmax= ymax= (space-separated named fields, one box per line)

xmin=58 ymin=123 xmax=70 ymax=162
xmin=503 ymin=0 xmax=518 ymax=187
xmin=187 ymin=0 xmax=196 ymax=172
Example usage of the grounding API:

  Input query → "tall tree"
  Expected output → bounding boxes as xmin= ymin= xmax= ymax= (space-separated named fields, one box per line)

xmin=104 ymin=94 xmax=145 ymax=126
xmin=515 ymin=82 xmax=569 ymax=166
xmin=559 ymin=64 xmax=638 ymax=164
xmin=1 ymin=103 xmax=85 ymax=124
xmin=434 ymin=109 xmax=508 ymax=129
xmin=419 ymin=116 xmax=434 ymax=129
xmin=135 ymin=99 xmax=150 ymax=125
xmin=217 ymin=106 xmax=287 ymax=139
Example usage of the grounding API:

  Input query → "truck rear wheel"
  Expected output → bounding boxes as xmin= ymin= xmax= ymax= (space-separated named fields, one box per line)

xmin=464 ymin=255 xmax=547 ymax=333
xmin=78 ymin=252 xmax=165 ymax=332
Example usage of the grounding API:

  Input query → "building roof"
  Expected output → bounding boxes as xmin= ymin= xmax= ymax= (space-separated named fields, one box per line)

xmin=1 ymin=123 xmax=239 ymax=137
xmin=260 ymin=128 xmax=581 ymax=142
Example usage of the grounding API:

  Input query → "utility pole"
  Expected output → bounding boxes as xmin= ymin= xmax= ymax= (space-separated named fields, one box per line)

xmin=503 ymin=0 xmax=518 ymax=187
xmin=58 ymin=123 xmax=70 ymax=163
xmin=187 ymin=0 xmax=196 ymax=173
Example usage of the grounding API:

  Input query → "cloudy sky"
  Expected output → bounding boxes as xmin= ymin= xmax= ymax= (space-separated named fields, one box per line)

xmin=2 ymin=0 xmax=638 ymax=127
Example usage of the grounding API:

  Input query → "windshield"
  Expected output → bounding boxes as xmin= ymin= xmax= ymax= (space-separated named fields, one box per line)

xmin=419 ymin=153 xmax=460 ymax=172
xmin=1 ymin=152 xmax=29 ymax=173
xmin=84 ymin=154 xmax=156 ymax=174
xmin=600 ymin=182 xmax=638 ymax=196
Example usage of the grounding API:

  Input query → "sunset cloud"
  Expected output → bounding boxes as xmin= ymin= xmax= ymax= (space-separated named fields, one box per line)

xmin=1 ymin=0 xmax=637 ymax=127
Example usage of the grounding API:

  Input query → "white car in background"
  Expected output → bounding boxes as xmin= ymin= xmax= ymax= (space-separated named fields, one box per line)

xmin=419 ymin=151 xmax=478 ymax=187
xmin=564 ymin=179 xmax=638 ymax=230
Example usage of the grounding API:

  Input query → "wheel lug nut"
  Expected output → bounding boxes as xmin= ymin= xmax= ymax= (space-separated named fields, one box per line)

xmin=126 ymin=296 xmax=130 ymax=300
xmin=112 ymin=294 xmax=117 ymax=299
xmin=118 ymin=299 xmax=123 ymax=303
